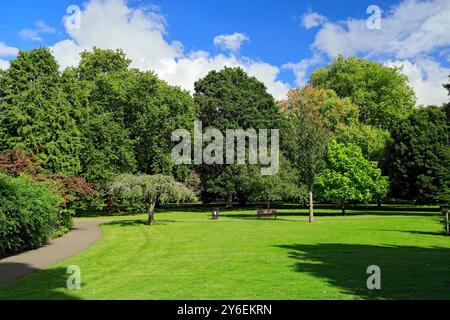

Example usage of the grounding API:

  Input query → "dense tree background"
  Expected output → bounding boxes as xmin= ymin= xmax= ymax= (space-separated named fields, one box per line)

xmin=1 ymin=47 xmax=449 ymax=211
xmin=384 ymin=106 xmax=450 ymax=202
xmin=194 ymin=67 xmax=285 ymax=205
xmin=0 ymin=48 xmax=82 ymax=175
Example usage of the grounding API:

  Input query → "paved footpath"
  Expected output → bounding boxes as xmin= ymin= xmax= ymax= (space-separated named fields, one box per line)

xmin=0 ymin=219 xmax=109 ymax=285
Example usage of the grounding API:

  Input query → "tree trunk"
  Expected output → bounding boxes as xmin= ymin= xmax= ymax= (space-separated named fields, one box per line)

xmin=238 ymin=194 xmax=247 ymax=206
xmin=377 ymin=199 xmax=382 ymax=208
xmin=341 ymin=202 xmax=346 ymax=216
xmin=267 ymin=200 xmax=270 ymax=210
xmin=226 ymin=196 xmax=233 ymax=209
xmin=147 ymin=202 xmax=156 ymax=226
xmin=308 ymin=191 xmax=314 ymax=223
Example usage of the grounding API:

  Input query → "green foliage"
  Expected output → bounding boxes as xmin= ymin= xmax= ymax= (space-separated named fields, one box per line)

xmin=74 ymin=48 xmax=198 ymax=182
xmin=78 ymin=111 xmax=137 ymax=183
xmin=0 ymin=174 xmax=62 ymax=258
xmin=251 ymin=157 xmax=306 ymax=207
xmin=77 ymin=47 xmax=131 ymax=81
xmin=0 ymin=48 xmax=82 ymax=175
xmin=130 ymin=76 xmax=198 ymax=177
xmin=280 ymin=88 xmax=334 ymax=191
xmin=316 ymin=141 xmax=389 ymax=209
xmin=52 ymin=209 xmax=75 ymax=238
xmin=385 ymin=106 xmax=450 ymax=202
xmin=337 ymin=124 xmax=391 ymax=163
xmin=310 ymin=55 xmax=416 ymax=128
xmin=195 ymin=67 xmax=283 ymax=130
xmin=194 ymin=67 xmax=282 ymax=202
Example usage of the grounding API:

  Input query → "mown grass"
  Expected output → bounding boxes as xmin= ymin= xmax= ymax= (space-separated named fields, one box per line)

xmin=0 ymin=208 xmax=449 ymax=300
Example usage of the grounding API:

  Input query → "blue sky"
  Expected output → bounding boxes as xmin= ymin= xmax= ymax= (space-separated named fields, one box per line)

xmin=0 ymin=0 xmax=449 ymax=105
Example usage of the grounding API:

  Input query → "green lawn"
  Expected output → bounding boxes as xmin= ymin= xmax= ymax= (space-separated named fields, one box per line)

xmin=1 ymin=208 xmax=449 ymax=300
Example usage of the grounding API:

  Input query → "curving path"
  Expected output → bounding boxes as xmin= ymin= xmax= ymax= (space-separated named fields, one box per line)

xmin=0 ymin=219 xmax=109 ymax=285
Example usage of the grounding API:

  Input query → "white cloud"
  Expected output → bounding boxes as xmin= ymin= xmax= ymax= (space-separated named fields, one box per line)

xmin=0 ymin=42 xmax=18 ymax=56
xmin=302 ymin=11 xmax=328 ymax=30
xmin=19 ymin=20 xmax=56 ymax=42
xmin=304 ymin=0 xmax=450 ymax=105
xmin=35 ymin=20 xmax=57 ymax=34
xmin=213 ymin=33 xmax=249 ymax=52
xmin=19 ymin=29 xmax=42 ymax=42
xmin=49 ymin=0 xmax=289 ymax=100
xmin=0 ymin=59 xmax=10 ymax=70
xmin=386 ymin=59 xmax=450 ymax=106
xmin=0 ymin=42 xmax=18 ymax=70
xmin=312 ymin=0 xmax=450 ymax=60
xmin=283 ymin=54 xmax=322 ymax=87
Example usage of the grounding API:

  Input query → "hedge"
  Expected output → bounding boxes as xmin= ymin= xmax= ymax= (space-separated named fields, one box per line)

xmin=0 ymin=174 xmax=62 ymax=258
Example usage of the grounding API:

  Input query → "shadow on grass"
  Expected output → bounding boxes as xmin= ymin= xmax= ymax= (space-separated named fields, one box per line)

xmin=0 ymin=264 xmax=81 ymax=300
xmin=399 ymin=230 xmax=446 ymax=236
xmin=105 ymin=219 xmax=179 ymax=227
xmin=218 ymin=210 xmax=437 ymax=219
xmin=275 ymin=243 xmax=450 ymax=300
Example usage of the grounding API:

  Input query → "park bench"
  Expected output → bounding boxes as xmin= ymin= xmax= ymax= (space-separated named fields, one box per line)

xmin=257 ymin=209 xmax=278 ymax=219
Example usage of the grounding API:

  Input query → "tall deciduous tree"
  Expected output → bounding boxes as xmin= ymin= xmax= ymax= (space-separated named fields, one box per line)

xmin=194 ymin=67 xmax=283 ymax=204
xmin=109 ymin=174 xmax=197 ymax=225
xmin=310 ymin=55 xmax=416 ymax=129
xmin=280 ymin=87 xmax=358 ymax=222
xmin=316 ymin=140 xmax=390 ymax=215
xmin=76 ymin=48 xmax=198 ymax=181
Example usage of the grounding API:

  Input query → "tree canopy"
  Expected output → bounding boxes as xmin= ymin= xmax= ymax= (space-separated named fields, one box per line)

xmin=109 ymin=174 xmax=197 ymax=225
xmin=0 ymin=48 xmax=82 ymax=175
xmin=384 ymin=106 xmax=450 ymax=202
xmin=316 ymin=140 xmax=390 ymax=214
xmin=194 ymin=67 xmax=283 ymax=205
xmin=310 ymin=55 xmax=416 ymax=129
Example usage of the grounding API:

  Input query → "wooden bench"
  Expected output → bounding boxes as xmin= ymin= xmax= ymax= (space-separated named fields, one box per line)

xmin=257 ymin=209 xmax=278 ymax=219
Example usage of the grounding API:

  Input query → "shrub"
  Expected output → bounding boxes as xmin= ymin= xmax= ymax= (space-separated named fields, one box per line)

xmin=52 ymin=209 xmax=75 ymax=239
xmin=0 ymin=174 xmax=62 ymax=258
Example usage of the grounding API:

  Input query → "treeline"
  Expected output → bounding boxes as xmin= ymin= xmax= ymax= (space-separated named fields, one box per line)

xmin=0 ymin=48 xmax=449 ymax=212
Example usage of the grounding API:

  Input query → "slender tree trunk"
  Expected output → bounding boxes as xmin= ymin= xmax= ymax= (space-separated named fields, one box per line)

xmin=341 ymin=202 xmax=346 ymax=216
xmin=226 ymin=197 xmax=233 ymax=209
xmin=377 ymin=199 xmax=382 ymax=208
xmin=267 ymin=200 xmax=270 ymax=210
xmin=308 ymin=191 xmax=314 ymax=223
xmin=147 ymin=202 xmax=156 ymax=226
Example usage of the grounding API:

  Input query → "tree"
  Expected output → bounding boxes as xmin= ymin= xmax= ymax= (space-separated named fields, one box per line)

xmin=251 ymin=157 xmax=305 ymax=209
xmin=77 ymin=47 xmax=131 ymax=81
xmin=384 ymin=106 xmax=450 ymax=202
xmin=316 ymin=140 xmax=389 ymax=215
xmin=194 ymin=67 xmax=283 ymax=204
xmin=0 ymin=48 xmax=82 ymax=175
xmin=280 ymin=87 xmax=358 ymax=222
xmin=75 ymin=48 xmax=198 ymax=181
xmin=337 ymin=124 xmax=391 ymax=163
xmin=109 ymin=174 xmax=197 ymax=226
xmin=310 ymin=55 xmax=416 ymax=128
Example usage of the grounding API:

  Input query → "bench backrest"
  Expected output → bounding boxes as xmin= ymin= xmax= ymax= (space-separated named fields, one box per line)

xmin=257 ymin=209 xmax=277 ymax=215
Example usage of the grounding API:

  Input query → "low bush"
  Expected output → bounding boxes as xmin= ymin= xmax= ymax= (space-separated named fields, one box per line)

xmin=51 ymin=209 xmax=75 ymax=239
xmin=0 ymin=174 xmax=62 ymax=258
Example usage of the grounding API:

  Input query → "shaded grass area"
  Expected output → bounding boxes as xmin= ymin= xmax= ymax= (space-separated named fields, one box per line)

xmin=0 ymin=208 xmax=448 ymax=300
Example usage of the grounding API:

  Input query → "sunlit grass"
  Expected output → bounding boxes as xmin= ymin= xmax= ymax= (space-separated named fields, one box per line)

xmin=0 ymin=208 xmax=448 ymax=300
